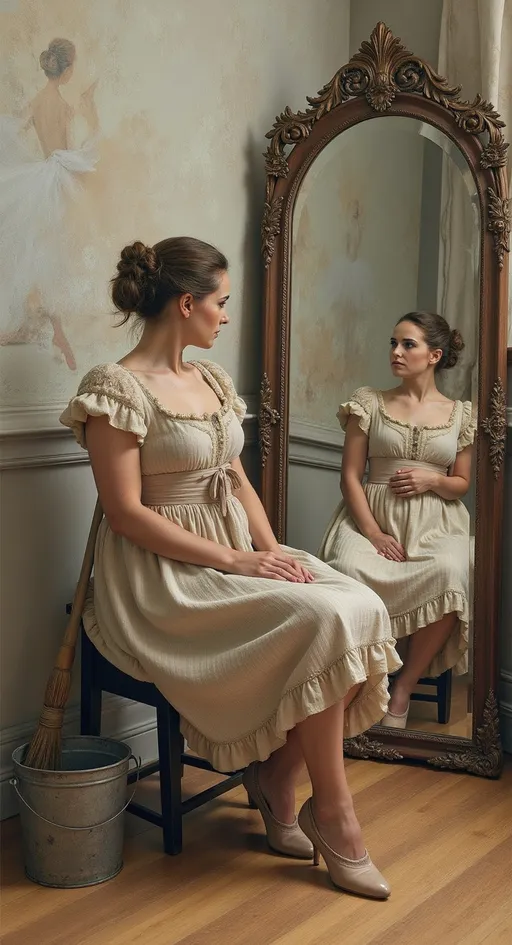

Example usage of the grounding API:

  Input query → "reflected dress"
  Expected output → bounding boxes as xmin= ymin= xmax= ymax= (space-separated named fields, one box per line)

xmin=319 ymin=387 xmax=476 ymax=677
xmin=60 ymin=362 xmax=401 ymax=771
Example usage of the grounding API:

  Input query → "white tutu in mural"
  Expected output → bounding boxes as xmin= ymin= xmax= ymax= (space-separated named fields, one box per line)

xmin=0 ymin=115 xmax=98 ymax=367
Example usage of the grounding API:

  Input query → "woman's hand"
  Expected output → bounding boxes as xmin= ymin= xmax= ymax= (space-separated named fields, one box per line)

xmin=228 ymin=550 xmax=315 ymax=582
xmin=369 ymin=532 xmax=406 ymax=562
xmin=389 ymin=467 xmax=437 ymax=498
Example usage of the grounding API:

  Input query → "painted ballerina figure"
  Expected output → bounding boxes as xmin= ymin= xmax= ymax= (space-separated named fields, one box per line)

xmin=0 ymin=38 xmax=99 ymax=369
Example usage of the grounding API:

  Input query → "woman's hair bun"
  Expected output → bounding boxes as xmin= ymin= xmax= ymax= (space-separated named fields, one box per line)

xmin=39 ymin=38 xmax=76 ymax=78
xmin=111 ymin=235 xmax=228 ymax=324
xmin=111 ymin=241 xmax=161 ymax=318
xmin=446 ymin=328 xmax=465 ymax=368
xmin=40 ymin=50 xmax=58 ymax=74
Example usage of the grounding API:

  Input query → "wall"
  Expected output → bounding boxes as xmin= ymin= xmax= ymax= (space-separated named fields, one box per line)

xmin=285 ymin=1 xmax=445 ymax=553
xmin=289 ymin=120 xmax=424 ymax=431
xmin=0 ymin=0 xmax=351 ymax=818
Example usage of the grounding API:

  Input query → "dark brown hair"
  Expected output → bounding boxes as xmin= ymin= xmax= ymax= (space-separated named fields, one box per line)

xmin=397 ymin=311 xmax=464 ymax=371
xmin=111 ymin=237 xmax=228 ymax=323
xmin=40 ymin=38 xmax=76 ymax=78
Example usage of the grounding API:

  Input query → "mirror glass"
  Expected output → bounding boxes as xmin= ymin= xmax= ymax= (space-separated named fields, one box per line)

xmin=288 ymin=116 xmax=480 ymax=739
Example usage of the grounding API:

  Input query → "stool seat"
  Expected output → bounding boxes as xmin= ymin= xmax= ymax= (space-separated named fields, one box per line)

xmin=77 ymin=618 xmax=244 ymax=854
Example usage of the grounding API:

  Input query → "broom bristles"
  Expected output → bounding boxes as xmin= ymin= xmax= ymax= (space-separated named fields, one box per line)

xmin=23 ymin=664 xmax=73 ymax=768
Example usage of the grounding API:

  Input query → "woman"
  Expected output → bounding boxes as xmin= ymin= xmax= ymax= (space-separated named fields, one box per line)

xmin=319 ymin=312 xmax=476 ymax=728
xmin=61 ymin=237 xmax=400 ymax=899
xmin=0 ymin=38 xmax=98 ymax=368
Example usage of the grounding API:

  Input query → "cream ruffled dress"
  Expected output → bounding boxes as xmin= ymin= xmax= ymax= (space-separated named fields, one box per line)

xmin=319 ymin=387 xmax=477 ymax=678
xmin=60 ymin=362 xmax=401 ymax=771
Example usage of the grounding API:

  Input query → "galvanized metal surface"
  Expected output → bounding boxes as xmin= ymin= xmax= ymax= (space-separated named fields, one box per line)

xmin=12 ymin=736 xmax=137 ymax=888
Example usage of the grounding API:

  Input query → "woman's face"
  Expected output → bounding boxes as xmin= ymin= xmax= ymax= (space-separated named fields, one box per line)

xmin=390 ymin=320 xmax=441 ymax=378
xmin=184 ymin=270 xmax=230 ymax=349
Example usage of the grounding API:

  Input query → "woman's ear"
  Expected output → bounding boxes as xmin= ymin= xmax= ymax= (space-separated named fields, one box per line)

xmin=429 ymin=347 xmax=443 ymax=367
xmin=179 ymin=293 xmax=193 ymax=319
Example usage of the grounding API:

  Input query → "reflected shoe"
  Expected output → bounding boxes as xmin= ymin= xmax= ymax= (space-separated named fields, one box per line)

xmin=242 ymin=762 xmax=314 ymax=859
xmin=380 ymin=704 xmax=410 ymax=729
xmin=298 ymin=798 xmax=391 ymax=900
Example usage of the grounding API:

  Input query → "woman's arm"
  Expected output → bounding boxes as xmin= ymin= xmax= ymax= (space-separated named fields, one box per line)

xmin=389 ymin=445 xmax=472 ymax=501
xmin=229 ymin=457 xmax=314 ymax=581
xmin=229 ymin=456 xmax=279 ymax=551
xmin=86 ymin=416 xmax=304 ymax=582
xmin=341 ymin=415 xmax=406 ymax=562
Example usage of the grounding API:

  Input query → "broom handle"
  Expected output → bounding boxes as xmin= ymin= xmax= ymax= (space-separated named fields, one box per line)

xmin=60 ymin=498 xmax=104 ymax=657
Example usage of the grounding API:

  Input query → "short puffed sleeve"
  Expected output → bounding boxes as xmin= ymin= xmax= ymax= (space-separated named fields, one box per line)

xmin=336 ymin=386 xmax=375 ymax=435
xmin=195 ymin=359 xmax=247 ymax=422
xmin=59 ymin=363 xmax=148 ymax=449
xmin=457 ymin=401 xmax=477 ymax=452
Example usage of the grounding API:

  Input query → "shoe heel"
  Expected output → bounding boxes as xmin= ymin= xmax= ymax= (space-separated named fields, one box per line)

xmin=313 ymin=845 xmax=320 ymax=866
xmin=246 ymin=791 xmax=257 ymax=809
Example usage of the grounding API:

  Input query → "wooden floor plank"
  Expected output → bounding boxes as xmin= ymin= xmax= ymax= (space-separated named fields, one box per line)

xmin=1 ymin=758 xmax=510 ymax=945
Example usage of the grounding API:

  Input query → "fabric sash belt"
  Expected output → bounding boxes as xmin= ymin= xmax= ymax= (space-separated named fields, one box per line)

xmin=367 ymin=457 xmax=448 ymax=484
xmin=141 ymin=464 xmax=242 ymax=515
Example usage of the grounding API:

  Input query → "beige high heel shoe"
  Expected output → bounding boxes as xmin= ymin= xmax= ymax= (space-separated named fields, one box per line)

xmin=297 ymin=799 xmax=391 ymax=900
xmin=242 ymin=762 xmax=314 ymax=859
xmin=380 ymin=704 xmax=410 ymax=729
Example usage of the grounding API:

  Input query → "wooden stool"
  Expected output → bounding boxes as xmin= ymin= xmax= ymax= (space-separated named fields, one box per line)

xmin=79 ymin=622 xmax=244 ymax=854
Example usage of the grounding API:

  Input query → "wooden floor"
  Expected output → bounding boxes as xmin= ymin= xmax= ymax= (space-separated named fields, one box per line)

xmin=2 ymin=757 xmax=512 ymax=945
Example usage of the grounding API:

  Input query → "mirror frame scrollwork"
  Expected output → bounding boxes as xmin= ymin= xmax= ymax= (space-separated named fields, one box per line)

xmin=259 ymin=23 xmax=509 ymax=777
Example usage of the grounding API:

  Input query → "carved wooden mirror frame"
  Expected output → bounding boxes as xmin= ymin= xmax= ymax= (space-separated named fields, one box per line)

xmin=259 ymin=23 xmax=509 ymax=777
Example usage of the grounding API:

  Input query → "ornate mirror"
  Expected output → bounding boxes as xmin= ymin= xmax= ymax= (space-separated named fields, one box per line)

xmin=259 ymin=23 xmax=509 ymax=777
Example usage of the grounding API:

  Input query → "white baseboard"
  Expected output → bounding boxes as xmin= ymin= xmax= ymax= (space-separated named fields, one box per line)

xmin=0 ymin=695 xmax=157 ymax=821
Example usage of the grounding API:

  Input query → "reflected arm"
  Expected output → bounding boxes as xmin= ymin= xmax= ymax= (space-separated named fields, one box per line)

xmin=341 ymin=415 xmax=382 ymax=540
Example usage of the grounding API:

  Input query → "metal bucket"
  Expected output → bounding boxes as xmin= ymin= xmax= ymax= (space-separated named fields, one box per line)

xmin=11 ymin=736 xmax=139 ymax=888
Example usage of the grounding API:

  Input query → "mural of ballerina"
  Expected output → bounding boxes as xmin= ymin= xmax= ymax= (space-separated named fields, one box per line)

xmin=0 ymin=38 xmax=99 ymax=370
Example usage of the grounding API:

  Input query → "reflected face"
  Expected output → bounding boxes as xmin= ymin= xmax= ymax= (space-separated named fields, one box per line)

xmin=188 ymin=270 xmax=230 ymax=349
xmin=390 ymin=320 xmax=442 ymax=378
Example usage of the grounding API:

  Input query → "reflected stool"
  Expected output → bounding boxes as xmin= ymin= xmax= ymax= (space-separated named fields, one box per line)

xmin=389 ymin=668 xmax=452 ymax=724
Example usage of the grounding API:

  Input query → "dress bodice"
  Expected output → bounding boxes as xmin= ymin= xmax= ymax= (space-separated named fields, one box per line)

xmin=338 ymin=386 xmax=476 ymax=469
xmin=60 ymin=359 xmax=247 ymax=476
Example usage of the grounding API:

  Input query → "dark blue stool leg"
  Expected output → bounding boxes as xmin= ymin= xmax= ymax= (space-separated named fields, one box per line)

xmin=80 ymin=625 xmax=102 ymax=736
xmin=437 ymin=670 xmax=452 ymax=724
xmin=157 ymin=702 xmax=183 ymax=854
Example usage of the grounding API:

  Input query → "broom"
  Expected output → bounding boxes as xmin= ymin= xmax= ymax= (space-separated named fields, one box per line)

xmin=24 ymin=499 xmax=104 ymax=770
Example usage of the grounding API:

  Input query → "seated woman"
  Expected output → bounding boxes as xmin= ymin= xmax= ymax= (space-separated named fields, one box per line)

xmin=319 ymin=312 xmax=475 ymax=728
xmin=61 ymin=236 xmax=401 ymax=899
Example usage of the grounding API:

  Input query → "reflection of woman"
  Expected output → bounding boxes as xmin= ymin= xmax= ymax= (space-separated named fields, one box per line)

xmin=319 ymin=312 xmax=476 ymax=728
xmin=0 ymin=38 xmax=98 ymax=369
xmin=61 ymin=237 xmax=400 ymax=899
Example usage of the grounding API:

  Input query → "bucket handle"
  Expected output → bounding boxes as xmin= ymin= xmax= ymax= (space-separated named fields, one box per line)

xmin=10 ymin=754 xmax=141 ymax=831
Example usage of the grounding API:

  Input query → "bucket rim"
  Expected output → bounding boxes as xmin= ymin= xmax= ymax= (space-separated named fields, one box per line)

xmin=12 ymin=736 xmax=133 ymax=774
